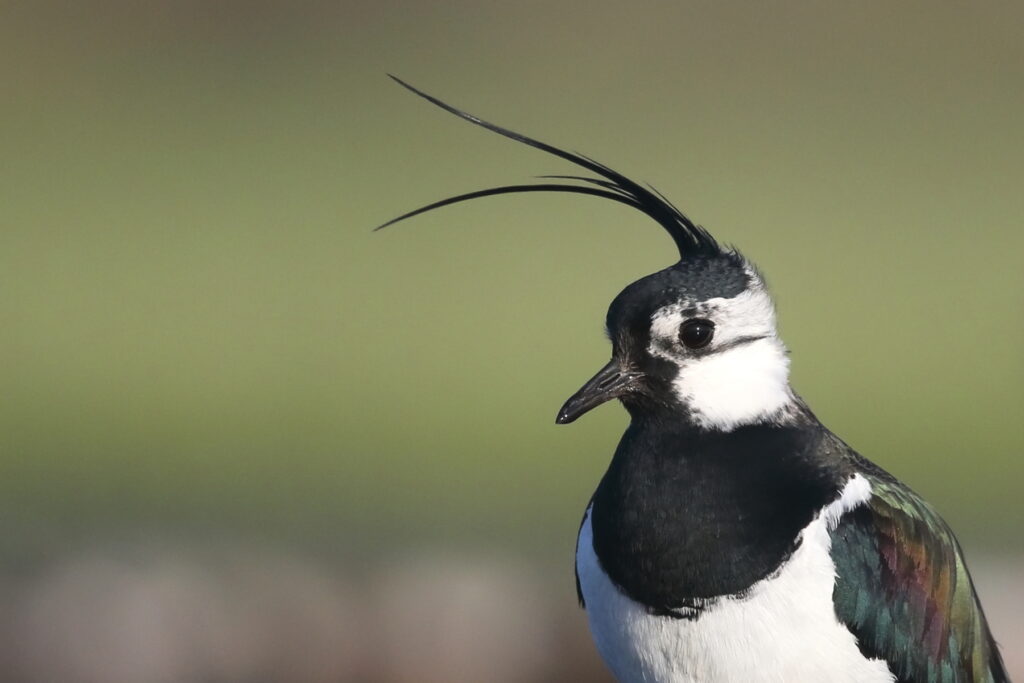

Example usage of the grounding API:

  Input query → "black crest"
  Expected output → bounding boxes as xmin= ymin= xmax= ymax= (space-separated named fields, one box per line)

xmin=378 ymin=76 xmax=723 ymax=261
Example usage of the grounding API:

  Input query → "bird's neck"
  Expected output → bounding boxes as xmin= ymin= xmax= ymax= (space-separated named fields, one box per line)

xmin=589 ymin=417 xmax=844 ymax=611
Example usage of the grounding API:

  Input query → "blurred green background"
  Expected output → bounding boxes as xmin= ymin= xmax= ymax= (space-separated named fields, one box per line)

xmin=2 ymin=2 xmax=1022 ymax=680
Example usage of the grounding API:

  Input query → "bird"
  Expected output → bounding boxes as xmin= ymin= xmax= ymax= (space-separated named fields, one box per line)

xmin=378 ymin=77 xmax=1010 ymax=683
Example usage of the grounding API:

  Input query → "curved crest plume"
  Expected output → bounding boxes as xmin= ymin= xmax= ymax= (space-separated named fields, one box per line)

xmin=377 ymin=76 xmax=722 ymax=260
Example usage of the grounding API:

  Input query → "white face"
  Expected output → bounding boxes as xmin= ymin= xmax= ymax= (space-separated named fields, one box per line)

xmin=647 ymin=271 xmax=796 ymax=432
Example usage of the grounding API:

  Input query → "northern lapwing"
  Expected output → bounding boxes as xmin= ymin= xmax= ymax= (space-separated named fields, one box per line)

xmin=379 ymin=78 xmax=1009 ymax=683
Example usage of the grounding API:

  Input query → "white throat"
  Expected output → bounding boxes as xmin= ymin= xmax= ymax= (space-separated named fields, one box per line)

xmin=675 ymin=336 xmax=795 ymax=431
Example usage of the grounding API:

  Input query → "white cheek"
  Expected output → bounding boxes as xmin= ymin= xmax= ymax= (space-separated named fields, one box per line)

xmin=674 ymin=338 xmax=795 ymax=431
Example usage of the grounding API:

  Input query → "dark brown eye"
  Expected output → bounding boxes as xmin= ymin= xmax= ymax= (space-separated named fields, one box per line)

xmin=680 ymin=319 xmax=715 ymax=349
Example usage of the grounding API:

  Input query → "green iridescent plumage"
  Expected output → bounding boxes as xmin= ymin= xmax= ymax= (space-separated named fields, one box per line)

xmin=831 ymin=472 xmax=1009 ymax=682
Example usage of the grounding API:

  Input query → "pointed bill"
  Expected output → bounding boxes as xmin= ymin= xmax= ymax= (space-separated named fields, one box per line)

xmin=556 ymin=359 xmax=642 ymax=424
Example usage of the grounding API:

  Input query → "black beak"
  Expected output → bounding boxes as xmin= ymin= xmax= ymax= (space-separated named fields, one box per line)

xmin=556 ymin=359 xmax=641 ymax=424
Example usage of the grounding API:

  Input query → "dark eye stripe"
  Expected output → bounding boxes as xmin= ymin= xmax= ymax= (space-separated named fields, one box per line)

xmin=703 ymin=334 xmax=769 ymax=355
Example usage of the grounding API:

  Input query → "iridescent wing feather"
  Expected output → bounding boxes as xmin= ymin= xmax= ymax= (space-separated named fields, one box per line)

xmin=831 ymin=473 xmax=1009 ymax=683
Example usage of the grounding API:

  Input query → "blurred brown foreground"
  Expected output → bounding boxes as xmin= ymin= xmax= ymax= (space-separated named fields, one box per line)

xmin=0 ymin=542 xmax=1019 ymax=682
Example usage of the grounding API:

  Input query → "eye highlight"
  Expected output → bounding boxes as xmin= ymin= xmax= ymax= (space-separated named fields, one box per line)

xmin=679 ymin=319 xmax=715 ymax=349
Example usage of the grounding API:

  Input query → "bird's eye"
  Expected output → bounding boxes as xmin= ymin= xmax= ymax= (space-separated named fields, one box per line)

xmin=679 ymin=319 xmax=715 ymax=349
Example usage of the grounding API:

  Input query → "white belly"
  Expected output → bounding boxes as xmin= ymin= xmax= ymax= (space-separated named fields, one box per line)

xmin=575 ymin=481 xmax=895 ymax=683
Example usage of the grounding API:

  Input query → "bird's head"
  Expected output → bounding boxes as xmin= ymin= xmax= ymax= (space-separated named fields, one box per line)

xmin=559 ymin=254 xmax=793 ymax=431
xmin=380 ymin=77 xmax=796 ymax=433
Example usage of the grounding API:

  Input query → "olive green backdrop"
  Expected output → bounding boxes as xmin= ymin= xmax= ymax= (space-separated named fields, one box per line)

xmin=1 ymin=4 xmax=1021 ymax=678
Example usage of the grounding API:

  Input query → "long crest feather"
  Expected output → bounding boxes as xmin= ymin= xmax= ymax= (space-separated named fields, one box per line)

xmin=376 ymin=184 xmax=642 ymax=231
xmin=378 ymin=76 xmax=723 ymax=260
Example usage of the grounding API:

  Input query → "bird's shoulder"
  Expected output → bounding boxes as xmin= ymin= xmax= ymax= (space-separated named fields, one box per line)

xmin=575 ymin=495 xmax=593 ymax=608
xmin=828 ymin=443 xmax=1009 ymax=683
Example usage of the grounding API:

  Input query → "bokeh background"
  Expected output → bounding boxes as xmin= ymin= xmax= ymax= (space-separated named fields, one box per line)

xmin=3 ymin=2 xmax=1022 ymax=681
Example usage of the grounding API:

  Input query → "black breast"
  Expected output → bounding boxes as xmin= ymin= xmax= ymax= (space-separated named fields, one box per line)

xmin=589 ymin=419 xmax=843 ymax=615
